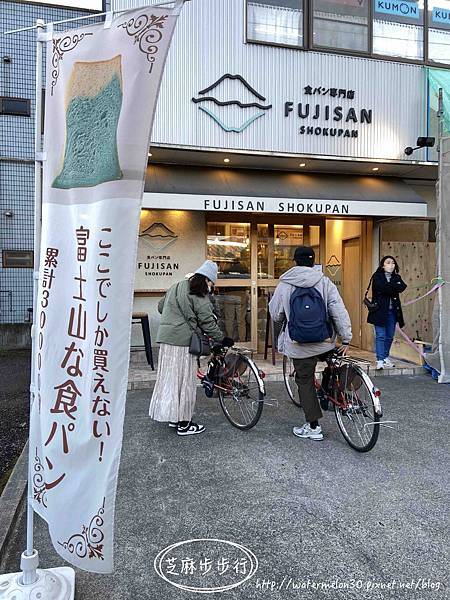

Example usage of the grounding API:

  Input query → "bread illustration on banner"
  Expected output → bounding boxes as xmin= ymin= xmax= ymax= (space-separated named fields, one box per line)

xmin=52 ymin=55 xmax=123 ymax=189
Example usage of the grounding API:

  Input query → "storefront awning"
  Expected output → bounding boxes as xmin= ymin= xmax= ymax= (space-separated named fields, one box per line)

xmin=143 ymin=165 xmax=428 ymax=217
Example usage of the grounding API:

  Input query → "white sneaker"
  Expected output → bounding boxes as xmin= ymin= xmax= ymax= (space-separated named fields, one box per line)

xmin=376 ymin=360 xmax=385 ymax=370
xmin=383 ymin=358 xmax=395 ymax=368
xmin=293 ymin=423 xmax=323 ymax=441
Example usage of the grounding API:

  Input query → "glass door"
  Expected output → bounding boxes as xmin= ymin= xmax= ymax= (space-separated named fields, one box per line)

xmin=206 ymin=221 xmax=252 ymax=345
xmin=207 ymin=217 xmax=325 ymax=352
xmin=255 ymin=221 xmax=325 ymax=352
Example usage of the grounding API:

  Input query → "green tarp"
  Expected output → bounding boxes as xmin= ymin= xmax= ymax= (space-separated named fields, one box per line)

xmin=428 ymin=68 xmax=450 ymax=136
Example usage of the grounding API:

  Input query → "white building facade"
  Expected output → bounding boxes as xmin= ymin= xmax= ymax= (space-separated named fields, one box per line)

xmin=118 ymin=0 xmax=448 ymax=352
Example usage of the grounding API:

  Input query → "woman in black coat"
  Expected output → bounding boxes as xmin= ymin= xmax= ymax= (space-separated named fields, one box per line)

xmin=367 ymin=255 xmax=407 ymax=370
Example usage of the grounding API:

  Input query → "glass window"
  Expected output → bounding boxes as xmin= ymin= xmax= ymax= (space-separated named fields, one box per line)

xmin=428 ymin=0 xmax=450 ymax=64
xmin=207 ymin=222 xmax=251 ymax=279
xmin=258 ymin=287 xmax=278 ymax=351
xmin=274 ymin=225 xmax=303 ymax=278
xmin=2 ymin=250 xmax=34 ymax=268
xmin=214 ymin=287 xmax=251 ymax=342
xmin=247 ymin=0 xmax=304 ymax=47
xmin=312 ymin=0 xmax=369 ymax=52
xmin=257 ymin=224 xmax=272 ymax=278
xmin=373 ymin=0 xmax=424 ymax=60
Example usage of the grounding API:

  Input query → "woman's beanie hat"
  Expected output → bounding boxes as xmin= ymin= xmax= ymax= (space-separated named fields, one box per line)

xmin=195 ymin=260 xmax=218 ymax=283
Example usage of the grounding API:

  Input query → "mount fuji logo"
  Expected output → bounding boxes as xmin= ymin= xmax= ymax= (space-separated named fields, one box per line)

xmin=139 ymin=222 xmax=178 ymax=252
xmin=192 ymin=74 xmax=272 ymax=133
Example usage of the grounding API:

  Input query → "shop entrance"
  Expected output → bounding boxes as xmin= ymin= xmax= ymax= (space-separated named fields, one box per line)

xmin=206 ymin=213 xmax=373 ymax=353
xmin=342 ymin=237 xmax=362 ymax=348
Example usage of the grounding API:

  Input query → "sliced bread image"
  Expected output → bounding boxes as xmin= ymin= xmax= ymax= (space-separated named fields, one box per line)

xmin=52 ymin=55 xmax=123 ymax=189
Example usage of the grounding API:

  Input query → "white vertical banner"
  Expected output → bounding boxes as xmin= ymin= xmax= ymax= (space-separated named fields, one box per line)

xmin=30 ymin=4 xmax=183 ymax=573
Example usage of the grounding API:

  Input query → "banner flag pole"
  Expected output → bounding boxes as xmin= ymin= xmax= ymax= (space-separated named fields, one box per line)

xmin=21 ymin=16 xmax=44 ymax=584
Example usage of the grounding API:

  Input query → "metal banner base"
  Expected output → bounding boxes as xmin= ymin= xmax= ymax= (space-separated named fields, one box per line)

xmin=0 ymin=566 xmax=75 ymax=599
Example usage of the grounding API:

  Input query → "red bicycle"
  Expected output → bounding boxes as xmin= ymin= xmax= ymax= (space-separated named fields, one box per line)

xmin=197 ymin=346 xmax=266 ymax=430
xmin=283 ymin=351 xmax=383 ymax=452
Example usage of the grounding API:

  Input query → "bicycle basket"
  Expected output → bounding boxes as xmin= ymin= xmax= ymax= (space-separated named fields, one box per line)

xmin=219 ymin=354 xmax=248 ymax=378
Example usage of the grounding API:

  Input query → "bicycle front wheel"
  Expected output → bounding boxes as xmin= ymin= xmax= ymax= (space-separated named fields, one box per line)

xmin=218 ymin=355 xmax=264 ymax=430
xmin=282 ymin=355 xmax=301 ymax=406
xmin=332 ymin=363 xmax=380 ymax=452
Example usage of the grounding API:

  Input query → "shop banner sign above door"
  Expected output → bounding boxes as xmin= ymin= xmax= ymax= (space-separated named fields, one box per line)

xmin=192 ymin=74 xmax=374 ymax=141
xmin=143 ymin=193 xmax=427 ymax=218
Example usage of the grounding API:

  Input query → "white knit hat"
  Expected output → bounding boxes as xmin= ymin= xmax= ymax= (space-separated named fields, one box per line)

xmin=195 ymin=260 xmax=218 ymax=283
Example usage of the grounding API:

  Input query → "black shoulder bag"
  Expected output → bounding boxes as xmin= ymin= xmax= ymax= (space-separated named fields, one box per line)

xmin=174 ymin=283 xmax=212 ymax=356
xmin=363 ymin=275 xmax=380 ymax=313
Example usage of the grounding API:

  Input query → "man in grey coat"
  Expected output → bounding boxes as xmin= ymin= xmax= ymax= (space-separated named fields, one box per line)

xmin=269 ymin=246 xmax=352 ymax=441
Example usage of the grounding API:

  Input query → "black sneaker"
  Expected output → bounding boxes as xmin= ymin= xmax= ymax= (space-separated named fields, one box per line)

xmin=201 ymin=377 xmax=215 ymax=398
xmin=317 ymin=389 xmax=329 ymax=411
xmin=177 ymin=422 xmax=206 ymax=436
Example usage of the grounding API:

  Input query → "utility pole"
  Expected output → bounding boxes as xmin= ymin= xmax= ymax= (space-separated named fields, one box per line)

xmin=436 ymin=89 xmax=450 ymax=383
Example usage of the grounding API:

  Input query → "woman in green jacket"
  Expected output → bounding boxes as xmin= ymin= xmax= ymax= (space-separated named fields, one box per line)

xmin=149 ymin=260 xmax=232 ymax=436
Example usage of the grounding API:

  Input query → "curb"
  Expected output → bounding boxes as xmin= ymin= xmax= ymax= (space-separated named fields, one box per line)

xmin=0 ymin=441 xmax=29 ymax=569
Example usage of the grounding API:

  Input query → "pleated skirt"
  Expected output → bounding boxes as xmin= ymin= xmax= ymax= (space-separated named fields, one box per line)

xmin=149 ymin=344 xmax=197 ymax=423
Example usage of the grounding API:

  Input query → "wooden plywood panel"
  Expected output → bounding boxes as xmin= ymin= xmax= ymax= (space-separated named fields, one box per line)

xmin=343 ymin=238 xmax=362 ymax=347
xmin=381 ymin=242 xmax=436 ymax=343
xmin=361 ymin=219 xmax=374 ymax=351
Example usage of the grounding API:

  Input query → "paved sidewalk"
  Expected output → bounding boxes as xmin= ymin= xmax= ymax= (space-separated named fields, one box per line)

xmin=128 ymin=349 xmax=423 ymax=390
xmin=2 ymin=375 xmax=449 ymax=599
xmin=0 ymin=351 xmax=30 ymax=494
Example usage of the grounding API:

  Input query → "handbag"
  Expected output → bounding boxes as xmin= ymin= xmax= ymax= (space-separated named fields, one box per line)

xmin=363 ymin=276 xmax=380 ymax=313
xmin=174 ymin=283 xmax=212 ymax=356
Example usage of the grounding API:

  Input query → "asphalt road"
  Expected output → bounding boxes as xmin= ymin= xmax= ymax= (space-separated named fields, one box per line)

xmin=0 ymin=351 xmax=30 ymax=493
xmin=2 ymin=374 xmax=449 ymax=599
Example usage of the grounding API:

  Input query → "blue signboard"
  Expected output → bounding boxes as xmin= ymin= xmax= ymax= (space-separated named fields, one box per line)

xmin=432 ymin=7 xmax=450 ymax=24
xmin=374 ymin=0 xmax=420 ymax=19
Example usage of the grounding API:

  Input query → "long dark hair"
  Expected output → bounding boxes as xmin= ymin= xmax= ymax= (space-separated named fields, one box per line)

xmin=377 ymin=255 xmax=400 ymax=274
xmin=189 ymin=273 xmax=209 ymax=297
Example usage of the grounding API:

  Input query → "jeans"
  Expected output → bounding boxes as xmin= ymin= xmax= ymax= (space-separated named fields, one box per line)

xmin=374 ymin=309 xmax=397 ymax=361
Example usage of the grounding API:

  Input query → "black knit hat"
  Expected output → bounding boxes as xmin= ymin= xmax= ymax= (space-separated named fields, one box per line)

xmin=293 ymin=246 xmax=315 ymax=267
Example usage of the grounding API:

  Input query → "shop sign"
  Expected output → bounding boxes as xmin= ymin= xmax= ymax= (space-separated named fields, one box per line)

xmin=138 ymin=223 xmax=180 ymax=278
xmin=143 ymin=193 xmax=427 ymax=218
xmin=433 ymin=7 xmax=450 ymax=24
xmin=192 ymin=74 xmax=272 ymax=133
xmin=192 ymin=74 xmax=374 ymax=140
xmin=204 ymin=198 xmax=350 ymax=214
xmin=374 ymin=0 xmax=421 ymax=19
xmin=137 ymin=255 xmax=180 ymax=277
xmin=285 ymin=85 xmax=373 ymax=140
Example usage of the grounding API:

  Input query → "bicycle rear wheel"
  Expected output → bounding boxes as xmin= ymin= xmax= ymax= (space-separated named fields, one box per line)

xmin=332 ymin=363 xmax=380 ymax=452
xmin=282 ymin=355 xmax=301 ymax=407
xmin=218 ymin=355 xmax=264 ymax=430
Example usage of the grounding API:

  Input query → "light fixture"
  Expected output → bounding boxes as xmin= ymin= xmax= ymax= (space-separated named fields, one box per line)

xmin=299 ymin=162 xmax=306 ymax=167
xmin=207 ymin=239 xmax=247 ymax=248
xmin=223 ymin=158 xmax=230 ymax=163
xmin=148 ymin=152 xmax=152 ymax=157
xmin=372 ymin=167 xmax=379 ymax=172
